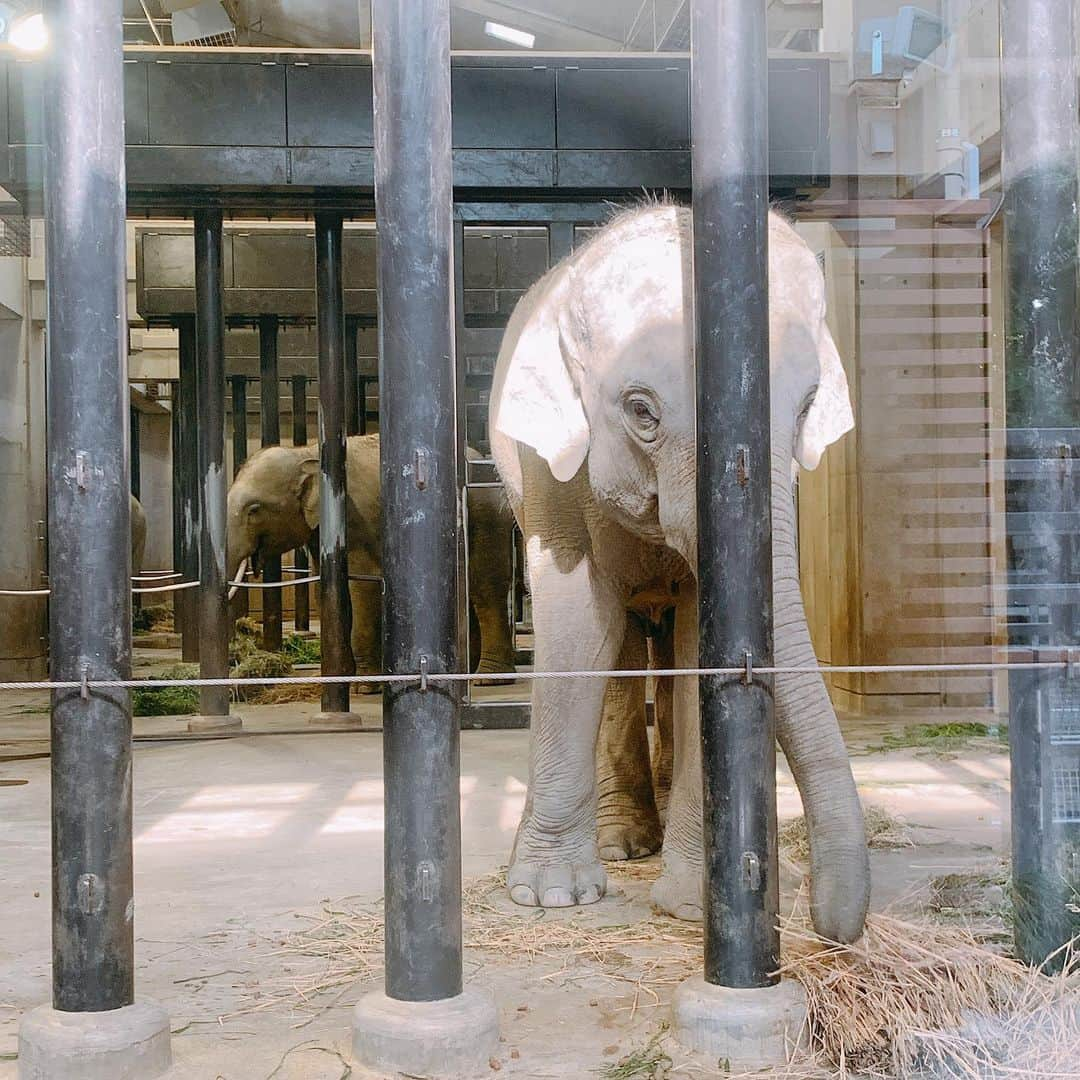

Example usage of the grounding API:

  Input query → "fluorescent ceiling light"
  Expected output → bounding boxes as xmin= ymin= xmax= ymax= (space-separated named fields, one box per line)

xmin=10 ymin=11 xmax=46 ymax=51
xmin=484 ymin=20 xmax=534 ymax=49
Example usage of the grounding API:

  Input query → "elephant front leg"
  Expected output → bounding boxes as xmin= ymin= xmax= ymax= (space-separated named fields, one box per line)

xmin=469 ymin=536 xmax=517 ymax=683
xmin=652 ymin=581 xmax=704 ymax=922
xmin=596 ymin=620 xmax=663 ymax=861
xmin=649 ymin=626 xmax=675 ymax=825
xmin=348 ymin=577 xmax=382 ymax=695
xmin=509 ymin=544 xmax=624 ymax=909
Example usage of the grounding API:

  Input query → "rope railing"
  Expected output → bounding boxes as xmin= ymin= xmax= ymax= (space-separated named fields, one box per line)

xmin=0 ymin=656 xmax=1073 ymax=695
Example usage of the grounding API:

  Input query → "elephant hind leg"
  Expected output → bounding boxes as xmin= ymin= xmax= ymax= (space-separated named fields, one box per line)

xmin=596 ymin=620 xmax=663 ymax=861
xmin=349 ymin=576 xmax=382 ymax=695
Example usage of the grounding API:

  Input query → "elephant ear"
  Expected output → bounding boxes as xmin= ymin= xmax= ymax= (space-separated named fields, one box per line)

xmin=296 ymin=458 xmax=320 ymax=530
xmin=795 ymin=330 xmax=854 ymax=471
xmin=492 ymin=274 xmax=590 ymax=484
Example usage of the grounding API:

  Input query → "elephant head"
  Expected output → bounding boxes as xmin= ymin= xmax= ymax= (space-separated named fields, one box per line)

xmin=492 ymin=205 xmax=868 ymax=943
xmin=226 ymin=445 xmax=320 ymax=585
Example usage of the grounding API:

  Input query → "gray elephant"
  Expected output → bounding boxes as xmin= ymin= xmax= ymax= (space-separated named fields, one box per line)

xmin=130 ymin=493 xmax=146 ymax=578
xmin=489 ymin=205 xmax=869 ymax=943
xmin=226 ymin=433 xmax=517 ymax=686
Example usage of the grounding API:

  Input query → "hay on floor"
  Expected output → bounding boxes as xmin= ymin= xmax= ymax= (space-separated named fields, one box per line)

xmin=779 ymin=803 xmax=916 ymax=865
xmin=237 ymin=859 xmax=1079 ymax=1077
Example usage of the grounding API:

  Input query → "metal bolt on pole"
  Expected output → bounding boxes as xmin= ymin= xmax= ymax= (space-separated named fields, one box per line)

xmin=19 ymin=0 xmax=172 ymax=1070
xmin=352 ymin=0 xmax=498 ymax=1072
xmin=291 ymin=373 xmax=310 ymax=632
xmin=315 ymin=212 xmax=355 ymax=717
xmin=672 ymin=2 xmax=805 ymax=1065
xmin=193 ymin=209 xmax=236 ymax=728
xmin=259 ymin=314 xmax=283 ymax=651
xmin=1002 ymin=0 xmax=1080 ymax=967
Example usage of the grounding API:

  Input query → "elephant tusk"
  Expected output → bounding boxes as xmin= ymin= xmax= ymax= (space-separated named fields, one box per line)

xmin=228 ymin=558 xmax=249 ymax=601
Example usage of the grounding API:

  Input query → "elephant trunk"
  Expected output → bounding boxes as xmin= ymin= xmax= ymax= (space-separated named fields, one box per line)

xmin=771 ymin=426 xmax=869 ymax=944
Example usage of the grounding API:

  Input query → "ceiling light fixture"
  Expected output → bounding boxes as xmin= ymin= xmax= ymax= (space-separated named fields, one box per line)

xmin=9 ymin=11 xmax=46 ymax=51
xmin=483 ymin=20 xmax=535 ymax=49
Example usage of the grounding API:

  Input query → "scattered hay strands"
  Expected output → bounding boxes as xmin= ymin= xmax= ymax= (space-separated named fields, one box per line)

xmin=237 ymin=862 xmax=1079 ymax=1078
xmin=779 ymin=805 xmax=917 ymax=865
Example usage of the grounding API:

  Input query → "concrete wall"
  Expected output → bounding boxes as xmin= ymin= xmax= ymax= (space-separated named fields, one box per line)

xmin=0 ymin=252 xmax=46 ymax=679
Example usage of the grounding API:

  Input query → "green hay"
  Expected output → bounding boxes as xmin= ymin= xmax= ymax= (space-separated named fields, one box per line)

xmin=132 ymin=604 xmax=173 ymax=633
xmin=595 ymin=1028 xmax=671 ymax=1080
xmin=282 ymin=633 xmax=321 ymax=665
xmin=231 ymin=649 xmax=294 ymax=703
xmin=132 ymin=662 xmax=200 ymax=716
xmin=869 ymin=722 xmax=1008 ymax=758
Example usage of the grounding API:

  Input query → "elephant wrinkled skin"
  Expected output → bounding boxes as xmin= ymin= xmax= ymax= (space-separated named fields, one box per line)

xmin=226 ymin=434 xmax=517 ymax=685
xmin=489 ymin=205 xmax=869 ymax=944
xmin=130 ymin=494 xmax=146 ymax=577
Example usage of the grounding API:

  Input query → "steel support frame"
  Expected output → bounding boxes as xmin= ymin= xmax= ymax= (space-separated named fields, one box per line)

xmin=1002 ymin=0 xmax=1080 ymax=966
xmin=373 ymin=0 xmax=464 ymax=1001
xmin=691 ymin=0 xmax=778 ymax=988
xmin=291 ymin=373 xmax=311 ymax=631
xmin=315 ymin=211 xmax=354 ymax=715
xmin=42 ymin=0 xmax=135 ymax=1012
xmin=259 ymin=314 xmax=283 ymax=651
xmin=194 ymin=209 xmax=231 ymax=718
xmin=176 ymin=316 xmax=200 ymax=660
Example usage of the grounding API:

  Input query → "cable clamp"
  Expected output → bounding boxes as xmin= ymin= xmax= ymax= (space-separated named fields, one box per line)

xmin=743 ymin=650 xmax=753 ymax=685
xmin=419 ymin=655 xmax=429 ymax=692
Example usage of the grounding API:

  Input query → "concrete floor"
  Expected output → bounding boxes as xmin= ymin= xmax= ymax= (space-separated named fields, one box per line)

xmin=0 ymin=699 xmax=1011 ymax=1078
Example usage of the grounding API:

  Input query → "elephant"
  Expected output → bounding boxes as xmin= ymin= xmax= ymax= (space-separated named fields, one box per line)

xmin=130 ymin=494 xmax=146 ymax=577
xmin=226 ymin=433 xmax=517 ymax=686
xmin=489 ymin=204 xmax=869 ymax=943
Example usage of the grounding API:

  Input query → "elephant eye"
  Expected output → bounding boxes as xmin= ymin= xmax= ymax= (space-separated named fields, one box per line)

xmin=623 ymin=393 xmax=660 ymax=440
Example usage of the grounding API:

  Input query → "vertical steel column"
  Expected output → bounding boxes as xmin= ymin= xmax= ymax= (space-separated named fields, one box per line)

xmin=259 ymin=315 xmax=283 ymax=650
xmin=1002 ymin=0 xmax=1080 ymax=966
xmin=43 ymin=0 xmax=134 ymax=1011
xmin=130 ymin=405 xmax=141 ymax=499
xmin=177 ymin=316 xmax=200 ymax=661
xmin=230 ymin=375 xmax=248 ymax=474
xmin=171 ymin=380 xmax=183 ymax=586
xmin=548 ymin=221 xmax=575 ymax=265
xmin=194 ymin=210 xmax=231 ymax=718
xmin=315 ymin=212 xmax=354 ymax=715
xmin=229 ymin=374 xmax=249 ymax=618
xmin=291 ymin=373 xmax=310 ymax=631
xmin=345 ymin=315 xmax=361 ymax=437
xmin=373 ymin=0 xmax=463 ymax=1001
xmin=691 ymin=0 xmax=777 ymax=988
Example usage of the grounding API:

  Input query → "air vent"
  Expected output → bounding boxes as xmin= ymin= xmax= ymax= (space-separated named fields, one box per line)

xmin=171 ymin=0 xmax=236 ymax=47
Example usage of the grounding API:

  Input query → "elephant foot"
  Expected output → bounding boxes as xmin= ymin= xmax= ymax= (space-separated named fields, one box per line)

xmin=472 ymin=655 xmax=517 ymax=686
xmin=597 ymin=814 xmax=663 ymax=862
xmin=508 ymin=821 xmax=605 ymax=908
xmin=651 ymin=850 xmax=703 ymax=922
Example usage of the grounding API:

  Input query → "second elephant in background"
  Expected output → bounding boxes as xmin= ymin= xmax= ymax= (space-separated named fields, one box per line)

xmin=227 ymin=434 xmax=518 ymax=688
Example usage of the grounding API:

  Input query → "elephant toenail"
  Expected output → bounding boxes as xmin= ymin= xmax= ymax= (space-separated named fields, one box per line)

xmin=541 ymin=887 xmax=574 ymax=907
xmin=509 ymin=884 xmax=539 ymax=906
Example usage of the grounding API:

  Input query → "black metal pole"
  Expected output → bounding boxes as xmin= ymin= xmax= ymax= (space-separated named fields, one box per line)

xmin=291 ymin=373 xmax=310 ymax=632
xmin=259 ymin=315 xmax=283 ymax=651
xmin=1002 ymin=0 xmax=1080 ymax=967
xmin=345 ymin=315 xmax=361 ymax=437
xmin=373 ymin=0 xmax=463 ymax=1001
xmin=691 ymin=0 xmax=777 ymax=988
xmin=177 ymin=316 xmax=200 ymax=660
xmin=130 ymin=405 xmax=141 ymax=500
xmin=229 ymin=374 xmax=250 ymax=618
xmin=43 ymin=0 xmax=134 ymax=1011
xmin=194 ymin=209 xmax=231 ymax=718
xmin=230 ymin=375 xmax=248 ymax=474
xmin=315 ymin=212 xmax=354 ymax=714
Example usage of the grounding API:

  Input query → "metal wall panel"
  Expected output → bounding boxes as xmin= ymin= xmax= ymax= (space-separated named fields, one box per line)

xmin=286 ymin=63 xmax=374 ymax=147
xmin=556 ymin=67 xmax=690 ymax=150
xmin=147 ymin=61 xmax=287 ymax=146
xmin=451 ymin=68 xmax=556 ymax=149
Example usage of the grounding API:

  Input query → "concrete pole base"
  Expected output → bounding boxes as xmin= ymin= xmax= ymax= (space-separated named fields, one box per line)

xmin=18 ymin=999 xmax=172 ymax=1080
xmin=186 ymin=712 xmax=243 ymax=733
xmin=310 ymin=711 xmax=370 ymax=729
xmin=352 ymin=987 xmax=499 ymax=1078
xmin=672 ymin=976 xmax=807 ymax=1068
